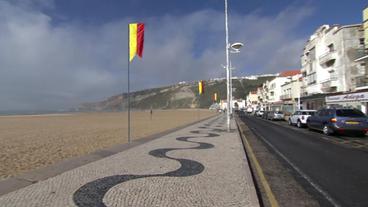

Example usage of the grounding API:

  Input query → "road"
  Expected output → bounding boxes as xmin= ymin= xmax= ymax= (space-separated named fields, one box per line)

xmin=240 ymin=115 xmax=368 ymax=207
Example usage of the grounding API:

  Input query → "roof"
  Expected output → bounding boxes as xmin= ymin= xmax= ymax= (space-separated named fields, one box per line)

xmin=279 ymin=70 xmax=301 ymax=77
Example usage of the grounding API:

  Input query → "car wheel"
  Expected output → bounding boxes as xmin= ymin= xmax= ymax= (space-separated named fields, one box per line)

xmin=297 ymin=120 xmax=302 ymax=128
xmin=323 ymin=124 xmax=333 ymax=135
xmin=307 ymin=121 xmax=312 ymax=130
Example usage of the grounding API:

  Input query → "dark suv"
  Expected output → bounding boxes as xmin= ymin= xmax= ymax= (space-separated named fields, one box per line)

xmin=307 ymin=108 xmax=368 ymax=136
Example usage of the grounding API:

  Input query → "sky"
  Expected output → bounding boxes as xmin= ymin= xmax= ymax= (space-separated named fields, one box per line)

xmin=0 ymin=0 xmax=367 ymax=112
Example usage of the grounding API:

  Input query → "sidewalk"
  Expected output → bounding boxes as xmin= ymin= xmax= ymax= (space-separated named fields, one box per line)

xmin=0 ymin=115 xmax=259 ymax=207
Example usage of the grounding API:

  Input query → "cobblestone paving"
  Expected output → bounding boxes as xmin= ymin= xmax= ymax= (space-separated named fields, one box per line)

xmin=0 ymin=115 xmax=259 ymax=207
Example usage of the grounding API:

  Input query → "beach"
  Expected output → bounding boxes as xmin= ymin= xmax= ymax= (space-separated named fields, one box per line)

xmin=0 ymin=109 xmax=216 ymax=180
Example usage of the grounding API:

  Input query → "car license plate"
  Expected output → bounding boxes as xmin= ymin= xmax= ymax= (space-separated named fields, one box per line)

xmin=346 ymin=121 xmax=359 ymax=125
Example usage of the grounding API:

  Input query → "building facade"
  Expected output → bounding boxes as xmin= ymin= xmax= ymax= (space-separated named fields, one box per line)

xmin=280 ymin=72 xmax=302 ymax=113
xmin=300 ymin=24 xmax=365 ymax=110
xmin=246 ymin=90 xmax=258 ymax=111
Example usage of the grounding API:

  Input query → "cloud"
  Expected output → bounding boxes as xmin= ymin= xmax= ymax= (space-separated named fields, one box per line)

xmin=0 ymin=1 xmax=313 ymax=111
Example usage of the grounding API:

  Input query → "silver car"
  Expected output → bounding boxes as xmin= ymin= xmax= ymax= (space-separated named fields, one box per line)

xmin=267 ymin=111 xmax=284 ymax=121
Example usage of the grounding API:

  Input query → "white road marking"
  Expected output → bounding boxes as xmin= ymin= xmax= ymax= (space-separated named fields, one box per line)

xmin=250 ymin=127 xmax=342 ymax=207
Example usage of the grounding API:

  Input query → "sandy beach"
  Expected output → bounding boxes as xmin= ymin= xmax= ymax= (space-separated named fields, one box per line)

xmin=0 ymin=109 xmax=216 ymax=180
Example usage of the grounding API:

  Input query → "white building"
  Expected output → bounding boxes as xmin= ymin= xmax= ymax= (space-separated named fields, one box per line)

xmin=300 ymin=24 xmax=365 ymax=110
xmin=246 ymin=90 xmax=259 ymax=111
xmin=266 ymin=70 xmax=300 ymax=111
xmin=280 ymin=72 xmax=303 ymax=113
xmin=220 ymin=99 xmax=246 ymax=111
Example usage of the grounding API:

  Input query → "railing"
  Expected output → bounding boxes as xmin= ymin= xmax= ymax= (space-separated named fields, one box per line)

xmin=320 ymin=74 xmax=338 ymax=83
xmin=280 ymin=94 xmax=292 ymax=100
xmin=321 ymin=76 xmax=338 ymax=91
xmin=354 ymin=48 xmax=368 ymax=61
xmin=319 ymin=49 xmax=336 ymax=64
xmin=355 ymin=76 xmax=368 ymax=88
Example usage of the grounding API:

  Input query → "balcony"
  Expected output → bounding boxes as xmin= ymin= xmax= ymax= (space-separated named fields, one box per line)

xmin=301 ymin=58 xmax=311 ymax=67
xmin=320 ymin=74 xmax=338 ymax=83
xmin=355 ymin=76 xmax=368 ymax=90
xmin=319 ymin=50 xmax=336 ymax=66
xmin=280 ymin=94 xmax=292 ymax=100
xmin=321 ymin=75 xmax=338 ymax=92
xmin=302 ymin=62 xmax=313 ymax=74
xmin=354 ymin=47 xmax=368 ymax=62
xmin=300 ymin=86 xmax=308 ymax=97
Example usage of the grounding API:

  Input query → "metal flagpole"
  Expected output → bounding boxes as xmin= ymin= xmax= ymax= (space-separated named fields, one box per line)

xmin=127 ymin=24 xmax=131 ymax=144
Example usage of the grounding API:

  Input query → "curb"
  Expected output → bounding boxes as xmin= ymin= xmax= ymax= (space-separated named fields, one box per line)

xmin=235 ymin=115 xmax=280 ymax=207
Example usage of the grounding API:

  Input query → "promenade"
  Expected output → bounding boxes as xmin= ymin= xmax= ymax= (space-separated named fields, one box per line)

xmin=0 ymin=115 xmax=259 ymax=207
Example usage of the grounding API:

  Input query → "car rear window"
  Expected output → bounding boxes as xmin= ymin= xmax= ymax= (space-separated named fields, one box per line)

xmin=301 ymin=111 xmax=315 ymax=115
xmin=276 ymin=111 xmax=283 ymax=114
xmin=336 ymin=109 xmax=365 ymax=117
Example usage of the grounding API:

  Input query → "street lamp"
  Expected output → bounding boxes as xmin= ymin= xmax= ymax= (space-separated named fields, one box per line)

xmin=229 ymin=43 xmax=243 ymax=117
xmin=230 ymin=42 xmax=244 ymax=51
xmin=224 ymin=0 xmax=243 ymax=131
xmin=224 ymin=0 xmax=231 ymax=132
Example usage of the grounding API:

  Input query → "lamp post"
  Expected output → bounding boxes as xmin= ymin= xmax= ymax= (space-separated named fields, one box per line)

xmin=229 ymin=43 xmax=243 ymax=117
xmin=224 ymin=0 xmax=244 ymax=132
xmin=224 ymin=0 xmax=231 ymax=131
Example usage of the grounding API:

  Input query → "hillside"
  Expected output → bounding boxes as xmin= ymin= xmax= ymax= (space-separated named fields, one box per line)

xmin=78 ymin=76 xmax=275 ymax=111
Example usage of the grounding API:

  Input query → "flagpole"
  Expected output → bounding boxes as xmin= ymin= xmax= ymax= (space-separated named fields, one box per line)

xmin=127 ymin=24 xmax=131 ymax=144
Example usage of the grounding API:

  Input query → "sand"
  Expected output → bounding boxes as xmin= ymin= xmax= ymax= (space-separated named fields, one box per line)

xmin=0 ymin=109 xmax=216 ymax=180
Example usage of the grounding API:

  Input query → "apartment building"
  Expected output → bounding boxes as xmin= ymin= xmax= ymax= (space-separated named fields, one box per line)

xmin=325 ymin=7 xmax=368 ymax=114
xmin=280 ymin=72 xmax=302 ymax=113
xmin=246 ymin=90 xmax=258 ymax=111
xmin=300 ymin=24 xmax=365 ymax=110
xmin=265 ymin=70 xmax=300 ymax=111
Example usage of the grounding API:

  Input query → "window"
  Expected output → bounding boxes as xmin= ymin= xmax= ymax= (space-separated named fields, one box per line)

xmin=327 ymin=110 xmax=335 ymax=116
xmin=316 ymin=110 xmax=322 ymax=116
xmin=309 ymin=47 xmax=316 ymax=60
xmin=336 ymin=109 xmax=365 ymax=117
xmin=301 ymin=111 xmax=315 ymax=115
xmin=360 ymin=38 xmax=365 ymax=45
xmin=307 ymin=73 xmax=316 ymax=85
xmin=327 ymin=43 xmax=334 ymax=52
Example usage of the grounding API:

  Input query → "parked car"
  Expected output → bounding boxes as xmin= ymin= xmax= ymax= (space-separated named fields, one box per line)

xmin=262 ymin=111 xmax=269 ymax=119
xmin=246 ymin=107 xmax=253 ymax=114
xmin=237 ymin=109 xmax=246 ymax=117
xmin=255 ymin=110 xmax=264 ymax=117
xmin=307 ymin=108 xmax=368 ymax=136
xmin=289 ymin=110 xmax=316 ymax=128
xmin=267 ymin=111 xmax=284 ymax=121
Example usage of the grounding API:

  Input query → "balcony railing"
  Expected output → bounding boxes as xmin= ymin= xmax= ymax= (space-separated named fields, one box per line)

xmin=354 ymin=48 xmax=368 ymax=61
xmin=280 ymin=94 xmax=292 ymax=100
xmin=321 ymin=76 xmax=338 ymax=92
xmin=319 ymin=50 xmax=336 ymax=65
xmin=320 ymin=74 xmax=338 ymax=83
xmin=355 ymin=76 xmax=368 ymax=88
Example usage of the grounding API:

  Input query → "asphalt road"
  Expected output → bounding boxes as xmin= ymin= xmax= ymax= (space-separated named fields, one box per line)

xmin=240 ymin=115 xmax=368 ymax=207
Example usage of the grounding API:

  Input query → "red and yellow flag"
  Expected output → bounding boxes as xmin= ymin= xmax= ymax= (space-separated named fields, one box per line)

xmin=129 ymin=23 xmax=145 ymax=62
xmin=198 ymin=80 xmax=204 ymax=95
